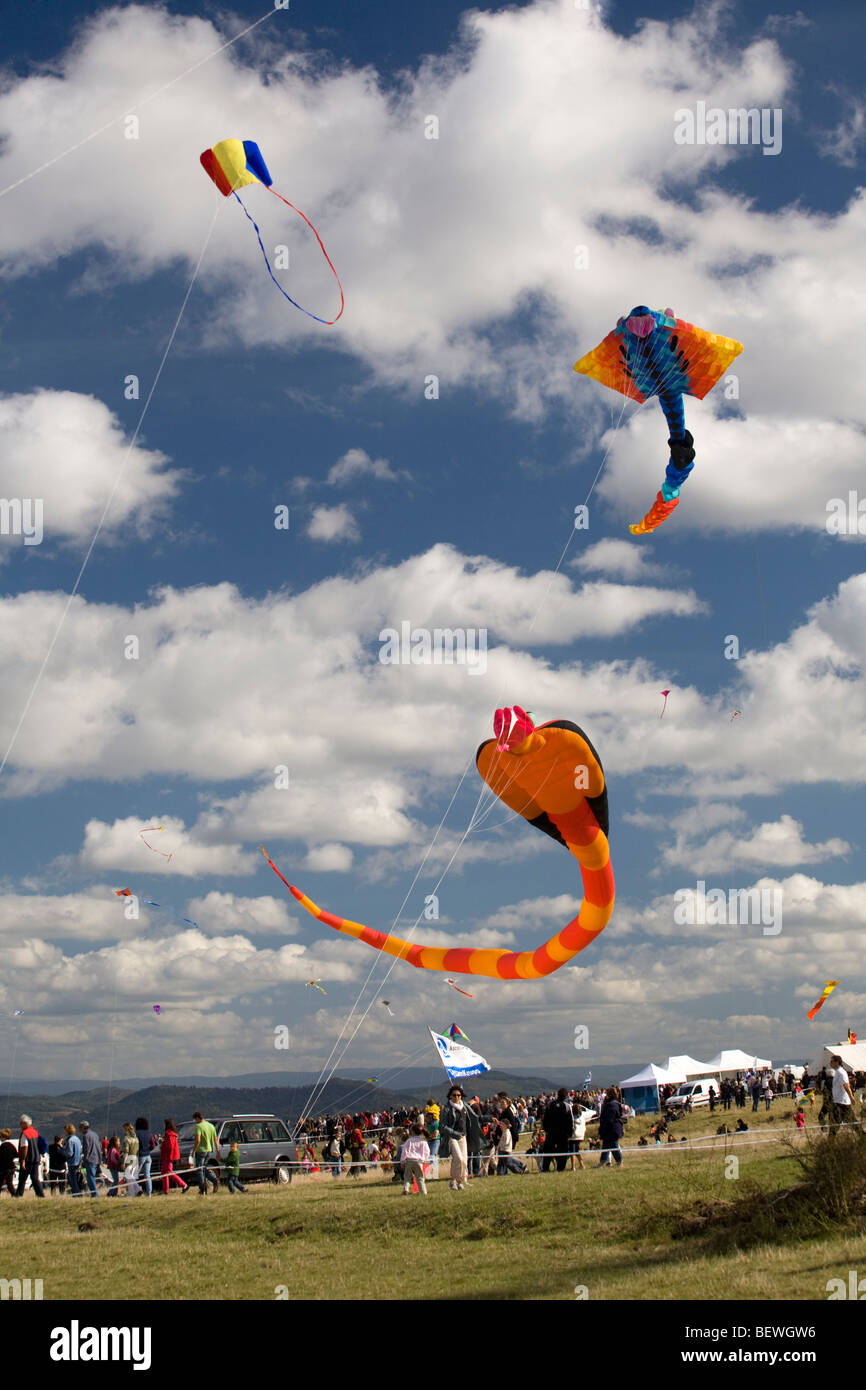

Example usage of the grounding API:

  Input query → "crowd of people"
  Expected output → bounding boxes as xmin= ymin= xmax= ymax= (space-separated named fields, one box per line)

xmin=0 ymin=1113 xmax=234 ymax=1199
xmin=303 ymin=1083 xmax=633 ymax=1187
xmin=4 ymin=1061 xmax=862 ymax=1198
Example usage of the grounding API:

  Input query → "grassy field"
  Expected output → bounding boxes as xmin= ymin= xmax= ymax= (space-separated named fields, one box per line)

xmin=1 ymin=1106 xmax=863 ymax=1301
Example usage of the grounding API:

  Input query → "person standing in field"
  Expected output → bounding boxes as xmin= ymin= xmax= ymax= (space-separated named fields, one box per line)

xmin=542 ymin=1089 xmax=573 ymax=1172
xmin=440 ymin=1084 xmax=473 ymax=1190
xmin=0 ymin=1129 xmax=18 ymax=1197
xmin=122 ymin=1122 xmax=141 ymax=1196
xmin=399 ymin=1124 xmax=430 ymax=1195
xmin=134 ymin=1117 xmax=155 ymax=1196
xmin=79 ymin=1121 xmax=102 ymax=1198
xmin=224 ymin=1141 xmax=247 ymax=1194
xmin=17 ymin=1115 xmax=45 ymax=1198
xmin=348 ymin=1123 xmax=366 ymax=1177
xmin=325 ymin=1129 xmax=345 ymax=1177
xmin=62 ymin=1124 xmax=83 ymax=1197
xmin=106 ymin=1134 xmax=122 ymax=1195
xmin=424 ymin=1107 xmax=440 ymax=1178
xmin=570 ymin=1105 xmax=587 ymax=1171
xmin=160 ymin=1119 xmax=187 ymax=1193
xmin=830 ymin=1056 xmax=855 ymax=1134
xmin=192 ymin=1111 xmax=220 ymax=1195
xmin=598 ymin=1088 xmax=625 ymax=1168
xmin=48 ymin=1135 xmax=67 ymax=1196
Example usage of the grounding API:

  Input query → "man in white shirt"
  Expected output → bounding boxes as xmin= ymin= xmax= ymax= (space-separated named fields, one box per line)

xmin=830 ymin=1056 xmax=855 ymax=1133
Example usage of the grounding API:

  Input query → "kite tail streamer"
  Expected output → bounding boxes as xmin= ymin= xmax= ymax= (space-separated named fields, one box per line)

xmin=267 ymin=187 xmax=344 ymax=323
xmin=629 ymin=490 xmax=681 ymax=535
xmin=630 ymin=393 xmax=694 ymax=536
xmin=233 ymin=190 xmax=344 ymax=325
xmin=261 ymin=804 xmax=614 ymax=981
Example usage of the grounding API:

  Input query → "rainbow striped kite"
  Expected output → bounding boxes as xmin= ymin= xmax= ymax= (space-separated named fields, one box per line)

xmin=807 ymin=980 xmax=839 ymax=1021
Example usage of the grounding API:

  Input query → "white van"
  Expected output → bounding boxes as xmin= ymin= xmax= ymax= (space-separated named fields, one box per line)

xmin=665 ymin=1079 xmax=717 ymax=1110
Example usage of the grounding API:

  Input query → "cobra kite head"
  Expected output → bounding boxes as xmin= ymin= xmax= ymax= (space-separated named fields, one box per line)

xmin=493 ymin=705 xmax=536 ymax=751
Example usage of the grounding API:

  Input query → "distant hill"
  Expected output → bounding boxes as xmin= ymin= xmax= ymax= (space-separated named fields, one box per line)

xmin=4 ymin=1063 xmax=639 ymax=1095
xmin=0 ymin=1065 xmax=638 ymax=1135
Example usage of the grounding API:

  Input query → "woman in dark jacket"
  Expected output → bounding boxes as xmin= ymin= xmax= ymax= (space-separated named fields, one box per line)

xmin=439 ymin=1086 xmax=482 ymax=1189
xmin=598 ymin=1087 xmax=624 ymax=1167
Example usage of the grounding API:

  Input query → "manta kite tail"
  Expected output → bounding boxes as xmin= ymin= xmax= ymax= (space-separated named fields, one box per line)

xmin=261 ymin=708 xmax=614 ymax=981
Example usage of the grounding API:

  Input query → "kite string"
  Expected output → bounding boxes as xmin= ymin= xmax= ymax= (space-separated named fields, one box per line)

xmin=310 ymin=1038 xmax=438 ymax=1124
xmin=0 ymin=197 xmax=224 ymax=782
xmin=293 ymin=768 xmax=493 ymax=1133
xmin=293 ymin=768 xmax=487 ymax=1134
xmin=0 ymin=8 xmax=278 ymax=200
xmin=294 ymin=774 xmax=495 ymax=1126
xmin=292 ymin=754 xmax=480 ymax=1134
xmin=3 ymin=1017 xmax=23 ymax=1129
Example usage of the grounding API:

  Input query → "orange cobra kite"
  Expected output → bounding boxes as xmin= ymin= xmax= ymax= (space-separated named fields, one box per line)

xmin=260 ymin=707 xmax=614 ymax=980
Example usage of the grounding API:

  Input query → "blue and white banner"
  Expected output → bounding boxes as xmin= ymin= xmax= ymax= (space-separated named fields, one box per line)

xmin=428 ymin=1027 xmax=491 ymax=1080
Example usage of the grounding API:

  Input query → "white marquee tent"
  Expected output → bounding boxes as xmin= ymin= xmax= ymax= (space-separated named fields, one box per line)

xmin=704 ymin=1049 xmax=772 ymax=1076
xmin=620 ymin=1062 xmax=686 ymax=1114
xmin=809 ymin=1041 xmax=866 ymax=1075
xmin=662 ymin=1055 xmax=716 ymax=1078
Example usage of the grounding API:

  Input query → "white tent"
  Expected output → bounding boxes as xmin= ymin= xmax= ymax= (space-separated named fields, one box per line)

xmin=704 ymin=1049 xmax=772 ymax=1076
xmin=662 ymin=1054 xmax=715 ymax=1078
xmin=809 ymin=1041 xmax=866 ymax=1076
xmin=620 ymin=1062 xmax=686 ymax=1113
xmin=621 ymin=1062 xmax=686 ymax=1087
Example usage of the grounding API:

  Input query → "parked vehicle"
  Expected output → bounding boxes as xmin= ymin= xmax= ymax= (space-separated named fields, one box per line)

xmin=664 ymin=1080 xmax=717 ymax=1110
xmin=176 ymin=1114 xmax=299 ymax=1184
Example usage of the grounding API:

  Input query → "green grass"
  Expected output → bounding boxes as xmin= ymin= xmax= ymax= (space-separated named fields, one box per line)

xmin=1 ymin=1114 xmax=863 ymax=1301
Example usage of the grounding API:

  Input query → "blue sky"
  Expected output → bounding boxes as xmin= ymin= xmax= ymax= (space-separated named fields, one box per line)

xmin=0 ymin=0 xmax=864 ymax=1084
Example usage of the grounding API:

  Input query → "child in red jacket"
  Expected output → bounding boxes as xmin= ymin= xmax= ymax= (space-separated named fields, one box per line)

xmin=160 ymin=1119 xmax=187 ymax=1193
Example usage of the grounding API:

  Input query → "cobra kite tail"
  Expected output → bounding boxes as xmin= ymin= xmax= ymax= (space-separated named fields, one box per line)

xmin=262 ymin=803 xmax=614 ymax=982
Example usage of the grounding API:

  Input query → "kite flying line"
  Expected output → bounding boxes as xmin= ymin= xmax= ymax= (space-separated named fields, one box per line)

xmin=0 ymin=198 xmax=225 ymax=783
xmin=0 ymin=9 xmax=278 ymax=201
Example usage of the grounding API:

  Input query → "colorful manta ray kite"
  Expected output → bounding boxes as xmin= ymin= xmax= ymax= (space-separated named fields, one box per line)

xmin=200 ymin=139 xmax=344 ymax=325
xmin=807 ymin=981 xmax=839 ymax=1021
xmin=573 ymin=306 xmax=743 ymax=535
xmin=260 ymin=706 xmax=614 ymax=980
